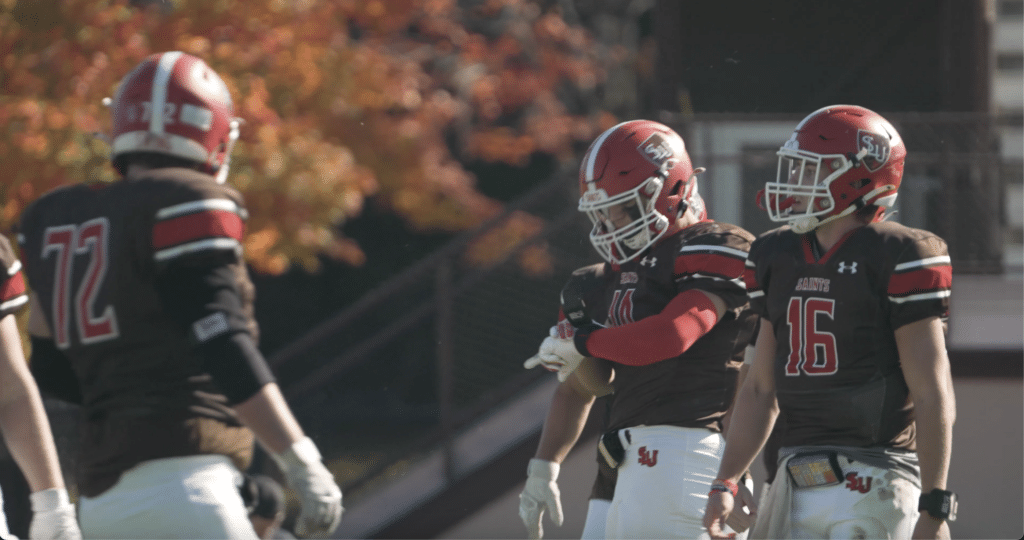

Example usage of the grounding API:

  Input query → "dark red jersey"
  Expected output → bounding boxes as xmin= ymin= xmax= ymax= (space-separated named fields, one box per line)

xmin=561 ymin=221 xmax=757 ymax=433
xmin=0 ymin=235 xmax=28 ymax=317
xmin=18 ymin=168 xmax=255 ymax=496
xmin=745 ymin=221 xmax=952 ymax=451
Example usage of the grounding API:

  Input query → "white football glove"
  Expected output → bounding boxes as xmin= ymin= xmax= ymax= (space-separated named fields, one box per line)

xmin=524 ymin=326 xmax=586 ymax=382
xmin=518 ymin=459 xmax=563 ymax=539
xmin=273 ymin=437 xmax=344 ymax=538
xmin=29 ymin=488 xmax=81 ymax=540
xmin=541 ymin=335 xmax=586 ymax=382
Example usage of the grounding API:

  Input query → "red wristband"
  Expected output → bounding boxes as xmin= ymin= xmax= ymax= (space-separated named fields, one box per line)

xmin=710 ymin=478 xmax=739 ymax=497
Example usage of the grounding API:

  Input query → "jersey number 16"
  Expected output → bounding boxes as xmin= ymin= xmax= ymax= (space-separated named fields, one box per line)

xmin=784 ymin=296 xmax=838 ymax=376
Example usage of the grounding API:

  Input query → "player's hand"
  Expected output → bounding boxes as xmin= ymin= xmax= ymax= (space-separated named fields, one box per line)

xmin=704 ymin=489 xmax=736 ymax=539
xmin=704 ymin=479 xmax=757 ymax=539
xmin=725 ymin=479 xmax=757 ymax=533
xmin=540 ymin=335 xmax=586 ymax=382
xmin=524 ymin=327 xmax=584 ymax=381
xmin=274 ymin=437 xmax=344 ymax=538
xmin=911 ymin=514 xmax=951 ymax=539
xmin=28 ymin=488 xmax=82 ymax=540
xmin=525 ymin=327 xmax=562 ymax=373
xmin=518 ymin=459 xmax=564 ymax=539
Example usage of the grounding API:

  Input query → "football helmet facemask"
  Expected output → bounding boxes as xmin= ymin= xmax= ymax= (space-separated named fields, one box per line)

xmin=763 ymin=104 xmax=905 ymax=233
xmin=108 ymin=51 xmax=240 ymax=183
xmin=578 ymin=120 xmax=704 ymax=265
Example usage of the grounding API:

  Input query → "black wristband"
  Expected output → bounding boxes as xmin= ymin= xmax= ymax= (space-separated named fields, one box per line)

xmin=918 ymin=488 xmax=957 ymax=522
xmin=572 ymin=324 xmax=599 ymax=357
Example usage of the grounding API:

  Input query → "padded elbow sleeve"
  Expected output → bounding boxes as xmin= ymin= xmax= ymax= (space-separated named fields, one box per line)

xmin=197 ymin=331 xmax=275 ymax=405
xmin=156 ymin=262 xmax=272 ymax=404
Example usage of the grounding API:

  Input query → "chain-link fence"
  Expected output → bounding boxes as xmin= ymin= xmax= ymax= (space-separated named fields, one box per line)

xmin=266 ymin=170 xmax=597 ymax=501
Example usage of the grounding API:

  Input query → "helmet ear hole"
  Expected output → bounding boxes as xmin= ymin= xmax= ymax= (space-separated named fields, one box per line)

xmin=851 ymin=178 xmax=871 ymax=190
xmin=667 ymin=179 xmax=686 ymax=217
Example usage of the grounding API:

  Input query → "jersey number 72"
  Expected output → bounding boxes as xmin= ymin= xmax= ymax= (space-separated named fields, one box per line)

xmin=42 ymin=218 xmax=120 ymax=349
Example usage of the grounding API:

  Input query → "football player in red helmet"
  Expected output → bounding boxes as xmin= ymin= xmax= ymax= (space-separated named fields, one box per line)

xmin=20 ymin=52 xmax=341 ymax=539
xmin=577 ymin=120 xmax=707 ymax=264
xmin=705 ymin=106 xmax=956 ymax=540
xmin=762 ymin=104 xmax=905 ymax=234
xmin=521 ymin=120 xmax=757 ymax=538
xmin=108 ymin=50 xmax=240 ymax=183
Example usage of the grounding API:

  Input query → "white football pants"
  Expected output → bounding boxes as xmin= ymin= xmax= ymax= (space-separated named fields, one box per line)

xmin=581 ymin=498 xmax=610 ymax=539
xmin=0 ymin=487 xmax=11 ymax=540
xmin=78 ymin=454 xmax=257 ymax=539
xmin=605 ymin=425 xmax=746 ymax=540
xmin=789 ymin=454 xmax=920 ymax=539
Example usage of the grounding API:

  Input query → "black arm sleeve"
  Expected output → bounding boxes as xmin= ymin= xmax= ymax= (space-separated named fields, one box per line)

xmin=156 ymin=263 xmax=275 ymax=405
xmin=29 ymin=336 xmax=83 ymax=404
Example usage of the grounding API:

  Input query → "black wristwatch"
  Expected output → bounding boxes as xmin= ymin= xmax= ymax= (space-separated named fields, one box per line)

xmin=918 ymin=488 xmax=958 ymax=522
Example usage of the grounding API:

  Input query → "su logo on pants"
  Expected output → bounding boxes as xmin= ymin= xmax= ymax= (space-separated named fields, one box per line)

xmin=637 ymin=446 xmax=658 ymax=467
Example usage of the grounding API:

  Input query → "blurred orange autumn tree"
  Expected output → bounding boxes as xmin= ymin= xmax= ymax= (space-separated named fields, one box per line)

xmin=0 ymin=0 xmax=615 ymax=274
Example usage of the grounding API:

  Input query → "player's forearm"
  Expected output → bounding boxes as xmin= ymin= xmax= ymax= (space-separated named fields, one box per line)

xmin=0 ymin=316 xmax=65 ymax=492
xmin=233 ymin=382 xmax=307 ymax=455
xmin=911 ymin=384 xmax=955 ymax=491
xmin=716 ymin=381 xmax=778 ymax=482
xmin=0 ymin=389 xmax=65 ymax=492
xmin=896 ymin=317 xmax=956 ymax=492
xmin=535 ymin=381 xmax=595 ymax=463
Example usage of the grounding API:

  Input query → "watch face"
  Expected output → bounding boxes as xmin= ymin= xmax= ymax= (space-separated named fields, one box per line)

xmin=921 ymin=489 xmax=957 ymax=521
xmin=943 ymin=493 xmax=958 ymax=521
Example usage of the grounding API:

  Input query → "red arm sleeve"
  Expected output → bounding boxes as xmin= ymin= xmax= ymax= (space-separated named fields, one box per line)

xmin=574 ymin=289 xmax=719 ymax=366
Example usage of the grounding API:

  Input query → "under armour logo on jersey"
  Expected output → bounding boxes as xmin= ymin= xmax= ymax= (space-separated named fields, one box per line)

xmin=637 ymin=446 xmax=659 ymax=467
xmin=837 ymin=261 xmax=858 ymax=274
xmin=639 ymin=256 xmax=657 ymax=267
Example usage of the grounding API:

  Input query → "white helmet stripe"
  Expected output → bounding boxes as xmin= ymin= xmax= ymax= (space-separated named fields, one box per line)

xmin=584 ymin=121 xmax=630 ymax=185
xmin=150 ymin=51 xmax=183 ymax=135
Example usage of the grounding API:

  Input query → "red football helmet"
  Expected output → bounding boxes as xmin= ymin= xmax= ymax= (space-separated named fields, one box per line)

xmin=764 ymin=105 xmax=906 ymax=233
xmin=109 ymin=51 xmax=240 ymax=183
xmin=578 ymin=120 xmax=704 ymax=264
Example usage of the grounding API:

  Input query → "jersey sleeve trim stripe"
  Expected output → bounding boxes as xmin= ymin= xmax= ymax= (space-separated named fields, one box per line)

xmin=674 ymin=252 xmax=745 ymax=280
xmin=0 ymin=272 xmax=26 ymax=303
xmin=155 ymin=199 xmax=248 ymax=220
xmin=888 ymin=265 xmax=953 ymax=296
xmin=679 ymin=244 xmax=750 ymax=259
xmin=888 ymin=290 xmax=951 ymax=304
xmin=153 ymin=210 xmax=245 ymax=250
xmin=893 ymin=255 xmax=951 ymax=272
xmin=677 ymin=273 xmax=746 ymax=286
xmin=0 ymin=295 xmax=28 ymax=313
xmin=154 ymin=238 xmax=242 ymax=262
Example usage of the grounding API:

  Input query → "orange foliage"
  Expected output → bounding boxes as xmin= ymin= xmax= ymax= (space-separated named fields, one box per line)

xmin=0 ymin=0 xmax=611 ymax=274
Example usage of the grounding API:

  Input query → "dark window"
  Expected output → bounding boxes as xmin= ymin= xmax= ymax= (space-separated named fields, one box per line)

xmin=997 ymin=53 xmax=1024 ymax=71
xmin=998 ymin=0 xmax=1024 ymax=18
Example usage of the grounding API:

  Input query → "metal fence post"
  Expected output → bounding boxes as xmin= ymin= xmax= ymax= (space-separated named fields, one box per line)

xmin=435 ymin=255 xmax=456 ymax=482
